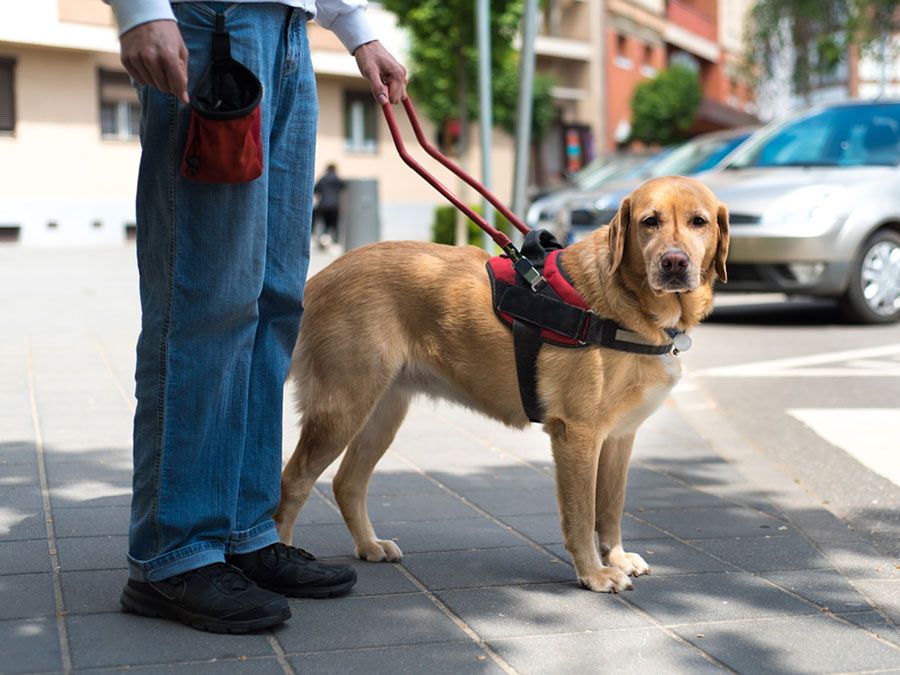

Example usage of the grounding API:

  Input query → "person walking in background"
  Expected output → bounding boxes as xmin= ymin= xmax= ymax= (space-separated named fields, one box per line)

xmin=104 ymin=0 xmax=407 ymax=633
xmin=314 ymin=163 xmax=346 ymax=249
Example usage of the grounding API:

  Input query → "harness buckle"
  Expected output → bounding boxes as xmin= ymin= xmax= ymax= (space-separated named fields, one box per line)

xmin=577 ymin=309 xmax=596 ymax=345
xmin=513 ymin=257 xmax=549 ymax=292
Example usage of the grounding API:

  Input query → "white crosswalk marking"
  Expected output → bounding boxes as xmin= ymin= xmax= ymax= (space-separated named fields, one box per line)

xmin=787 ymin=408 xmax=900 ymax=487
xmin=693 ymin=343 xmax=900 ymax=378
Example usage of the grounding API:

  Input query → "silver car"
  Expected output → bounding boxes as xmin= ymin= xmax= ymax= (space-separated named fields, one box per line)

xmin=558 ymin=127 xmax=755 ymax=244
xmin=703 ymin=100 xmax=900 ymax=324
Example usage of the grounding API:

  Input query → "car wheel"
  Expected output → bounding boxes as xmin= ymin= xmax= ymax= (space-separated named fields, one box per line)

xmin=840 ymin=229 xmax=900 ymax=324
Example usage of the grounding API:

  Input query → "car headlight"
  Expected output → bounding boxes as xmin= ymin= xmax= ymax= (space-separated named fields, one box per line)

xmin=761 ymin=185 xmax=851 ymax=230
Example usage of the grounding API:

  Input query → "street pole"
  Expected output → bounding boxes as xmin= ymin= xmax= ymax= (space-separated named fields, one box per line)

xmin=477 ymin=0 xmax=494 ymax=251
xmin=512 ymin=0 xmax=537 ymax=239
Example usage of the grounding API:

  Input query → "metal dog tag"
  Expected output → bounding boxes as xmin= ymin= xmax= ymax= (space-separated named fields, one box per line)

xmin=673 ymin=332 xmax=692 ymax=353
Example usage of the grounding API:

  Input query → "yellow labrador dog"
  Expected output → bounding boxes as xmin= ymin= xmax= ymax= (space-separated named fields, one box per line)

xmin=275 ymin=176 xmax=728 ymax=592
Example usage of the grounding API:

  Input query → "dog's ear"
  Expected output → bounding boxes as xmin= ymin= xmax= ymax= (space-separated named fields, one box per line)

xmin=607 ymin=197 xmax=631 ymax=275
xmin=714 ymin=203 xmax=730 ymax=283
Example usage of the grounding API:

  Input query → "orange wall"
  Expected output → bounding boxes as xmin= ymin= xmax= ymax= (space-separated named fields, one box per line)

xmin=604 ymin=26 xmax=666 ymax=151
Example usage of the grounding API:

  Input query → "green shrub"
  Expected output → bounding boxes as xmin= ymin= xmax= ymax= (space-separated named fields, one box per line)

xmin=431 ymin=203 xmax=512 ymax=247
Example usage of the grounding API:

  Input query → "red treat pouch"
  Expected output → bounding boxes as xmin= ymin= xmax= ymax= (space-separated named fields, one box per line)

xmin=181 ymin=12 xmax=263 ymax=184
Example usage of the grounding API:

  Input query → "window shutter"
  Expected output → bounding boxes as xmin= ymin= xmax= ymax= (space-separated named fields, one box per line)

xmin=0 ymin=59 xmax=15 ymax=132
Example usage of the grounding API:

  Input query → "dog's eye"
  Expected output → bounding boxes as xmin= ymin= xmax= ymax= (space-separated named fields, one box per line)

xmin=641 ymin=216 xmax=659 ymax=227
xmin=691 ymin=216 xmax=707 ymax=227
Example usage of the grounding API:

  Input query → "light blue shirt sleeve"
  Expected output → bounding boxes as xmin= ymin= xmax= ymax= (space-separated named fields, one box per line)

xmin=103 ymin=1 xmax=378 ymax=54
xmin=314 ymin=0 xmax=377 ymax=53
xmin=106 ymin=0 xmax=176 ymax=36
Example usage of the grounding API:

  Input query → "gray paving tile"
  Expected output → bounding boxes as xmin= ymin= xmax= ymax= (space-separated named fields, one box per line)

xmin=426 ymin=466 xmax=554 ymax=493
xmin=625 ymin=484 xmax=736 ymax=512
xmin=761 ymin=569 xmax=877 ymax=613
xmin=56 ymin=535 xmax=127 ymax=571
xmin=671 ymin=614 xmax=900 ymax=674
xmin=279 ymin=594 xmax=468 ymax=653
xmin=46 ymin=457 xmax=133 ymax=508
xmin=688 ymin=535 xmax=832 ymax=573
xmin=458 ymin=487 xmax=559 ymax=517
xmin=318 ymin=468 xmax=445 ymax=497
xmin=547 ymin=538 xmax=733 ymax=577
xmin=54 ymin=504 xmax=130 ymax=537
xmin=852 ymin=579 xmax=900 ymax=625
xmin=61 ymin=569 xmax=126 ymax=614
xmin=490 ymin=627 xmax=722 ymax=674
xmin=840 ymin=610 xmax=900 ymax=646
xmin=291 ymin=642 xmax=502 ymax=674
xmin=0 ymin=442 xmax=36 ymax=466
xmin=364 ymin=492 xmax=481 ymax=523
xmin=290 ymin=492 xmax=345 ymax=526
xmin=819 ymin=543 xmax=900 ymax=581
xmin=499 ymin=512 xmax=662 ymax=546
xmin=76 ymin=657 xmax=287 ymax=674
xmin=0 ymin=573 xmax=56 ymax=620
xmin=635 ymin=505 xmax=791 ymax=539
xmin=0 ymin=485 xmax=45 ymax=541
xmin=401 ymin=547 xmax=575 ymax=591
xmin=66 ymin=612 xmax=274 ymax=669
xmin=625 ymin=572 xmax=816 ymax=624
xmin=0 ymin=462 xmax=39 ymax=486
xmin=373 ymin=517 xmax=524 ymax=554
xmin=291 ymin=524 xmax=357 ymax=559
xmin=436 ymin=583 xmax=653 ymax=639
xmin=0 ymin=539 xmax=51 ymax=575
xmin=312 ymin=557 xmax=419 ymax=597
xmin=0 ymin=617 xmax=63 ymax=674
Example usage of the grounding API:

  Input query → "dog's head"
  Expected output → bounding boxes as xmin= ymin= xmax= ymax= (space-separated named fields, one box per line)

xmin=607 ymin=176 xmax=729 ymax=293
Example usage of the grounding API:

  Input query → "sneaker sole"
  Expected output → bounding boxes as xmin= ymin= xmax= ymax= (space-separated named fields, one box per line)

xmin=264 ymin=575 xmax=358 ymax=599
xmin=120 ymin=585 xmax=291 ymax=634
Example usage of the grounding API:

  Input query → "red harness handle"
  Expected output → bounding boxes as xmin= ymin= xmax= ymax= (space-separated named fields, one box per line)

xmin=381 ymin=99 xmax=531 ymax=252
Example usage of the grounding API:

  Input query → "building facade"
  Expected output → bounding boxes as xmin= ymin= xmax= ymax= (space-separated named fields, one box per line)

xmin=1 ymin=0 xmax=511 ymax=245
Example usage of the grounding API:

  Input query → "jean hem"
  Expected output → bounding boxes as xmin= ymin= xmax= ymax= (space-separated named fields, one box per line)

xmin=226 ymin=520 xmax=280 ymax=555
xmin=128 ymin=541 xmax=225 ymax=582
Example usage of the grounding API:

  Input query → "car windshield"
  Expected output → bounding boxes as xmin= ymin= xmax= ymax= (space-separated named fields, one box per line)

xmin=726 ymin=103 xmax=900 ymax=169
xmin=647 ymin=133 xmax=751 ymax=177
xmin=572 ymin=154 xmax=649 ymax=190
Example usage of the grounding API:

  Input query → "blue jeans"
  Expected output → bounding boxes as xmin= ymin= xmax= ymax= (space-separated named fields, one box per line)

xmin=129 ymin=2 xmax=317 ymax=582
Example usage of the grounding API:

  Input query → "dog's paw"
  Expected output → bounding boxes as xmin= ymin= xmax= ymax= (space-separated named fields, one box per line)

xmin=578 ymin=567 xmax=633 ymax=593
xmin=355 ymin=539 xmax=403 ymax=563
xmin=605 ymin=548 xmax=651 ymax=577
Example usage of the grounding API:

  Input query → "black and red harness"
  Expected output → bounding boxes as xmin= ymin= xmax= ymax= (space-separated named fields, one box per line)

xmin=382 ymin=100 xmax=687 ymax=422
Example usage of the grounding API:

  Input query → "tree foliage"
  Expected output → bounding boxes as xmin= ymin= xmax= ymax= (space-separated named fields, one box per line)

xmin=628 ymin=65 xmax=702 ymax=146
xmin=380 ymin=0 xmax=555 ymax=143
xmin=744 ymin=0 xmax=899 ymax=101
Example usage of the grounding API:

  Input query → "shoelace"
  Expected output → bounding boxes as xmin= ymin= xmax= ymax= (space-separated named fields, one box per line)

xmin=197 ymin=562 xmax=253 ymax=592
xmin=271 ymin=542 xmax=316 ymax=565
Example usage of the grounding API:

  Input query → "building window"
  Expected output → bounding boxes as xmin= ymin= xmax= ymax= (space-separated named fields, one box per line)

xmin=640 ymin=43 xmax=657 ymax=77
xmin=614 ymin=33 xmax=632 ymax=70
xmin=344 ymin=91 xmax=377 ymax=153
xmin=0 ymin=57 xmax=15 ymax=134
xmin=99 ymin=69 xmax=140 ymax=140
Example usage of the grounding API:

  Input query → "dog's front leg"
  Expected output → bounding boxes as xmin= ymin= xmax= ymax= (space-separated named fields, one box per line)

xmin=548 ymin=420 xmax=632 ymax=593
xmin=596 ymin=433 xmax=650 ymax=577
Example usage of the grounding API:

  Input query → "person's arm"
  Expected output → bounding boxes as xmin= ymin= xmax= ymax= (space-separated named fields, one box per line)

xmin=103 ymin=0 xmax=189 ymax=103
xmin=315 ymin=0 xmax=408 ymax=105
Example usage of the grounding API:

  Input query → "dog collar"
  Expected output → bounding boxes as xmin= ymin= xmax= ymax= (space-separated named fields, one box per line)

xmin=665 ymin=328 xmax=692 ymax=354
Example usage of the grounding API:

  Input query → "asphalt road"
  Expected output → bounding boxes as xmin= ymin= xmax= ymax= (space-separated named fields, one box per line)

xmin=681 ymin=293 xmax=900 ymax=558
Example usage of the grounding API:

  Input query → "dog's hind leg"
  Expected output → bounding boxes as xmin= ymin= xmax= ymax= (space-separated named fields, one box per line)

xmin=333 ymin=384 xmax=411 ymax=562
xmin=274 ymin=387 xmax=386 ymax=545
xmin=595 ymin=433 xmax=650 ymax=577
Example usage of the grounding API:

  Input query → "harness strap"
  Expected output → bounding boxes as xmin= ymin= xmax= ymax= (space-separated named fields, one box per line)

xmin=513 ymin=320 xmax=545 ymax=423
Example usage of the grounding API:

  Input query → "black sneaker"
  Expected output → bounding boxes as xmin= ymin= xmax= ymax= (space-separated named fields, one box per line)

xmin=227 ymin=543 xmax=357 ymax=599
xmin=120 ymin=562 xmax=290 ymax=633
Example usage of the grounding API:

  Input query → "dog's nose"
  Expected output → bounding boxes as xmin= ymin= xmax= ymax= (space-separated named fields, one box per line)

xmin=661 ymin=250 xmax=689 ymax=274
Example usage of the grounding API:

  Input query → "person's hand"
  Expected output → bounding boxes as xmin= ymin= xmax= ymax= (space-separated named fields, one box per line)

xmin=354 ymin=41 xmax=408 ymax=106
xmin=120 ymin=20 xmax=190 ymax=104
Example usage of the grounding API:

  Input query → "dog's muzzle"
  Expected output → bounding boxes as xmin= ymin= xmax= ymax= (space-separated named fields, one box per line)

xmin=655 ymin=249 xmax=696 ymax=291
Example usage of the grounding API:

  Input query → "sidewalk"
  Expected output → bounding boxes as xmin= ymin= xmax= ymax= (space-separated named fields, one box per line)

xmin=1 ymin=246 xmax=898 ymax=674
